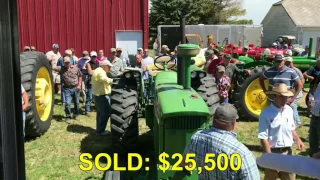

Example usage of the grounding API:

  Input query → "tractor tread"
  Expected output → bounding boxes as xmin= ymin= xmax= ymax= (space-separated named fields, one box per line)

xmin=110 ymin=78 xmax=139 ymax=155
xmin=233 ymin=65 xmax=270 ymax=121
xmin=20 ymin=52 xmax=53 ymax=137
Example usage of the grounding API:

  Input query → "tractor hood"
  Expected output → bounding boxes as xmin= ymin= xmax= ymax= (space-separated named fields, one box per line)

xmin=154 ymin=71 xmax=210 ymax=119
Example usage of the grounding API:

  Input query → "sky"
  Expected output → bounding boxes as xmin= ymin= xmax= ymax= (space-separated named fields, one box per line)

xmin=239 ymin=0 xmax=280 ymax=25
xmin=148 ymin=0 xmax=281 ymax=25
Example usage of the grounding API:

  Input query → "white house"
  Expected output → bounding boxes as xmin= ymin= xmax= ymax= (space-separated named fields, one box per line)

xmin=261 ymin=0 xmax=320 ymax=55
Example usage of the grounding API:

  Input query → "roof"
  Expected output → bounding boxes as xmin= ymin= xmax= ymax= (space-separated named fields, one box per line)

xmin=271 ymin=0 xmax=320 ymax=27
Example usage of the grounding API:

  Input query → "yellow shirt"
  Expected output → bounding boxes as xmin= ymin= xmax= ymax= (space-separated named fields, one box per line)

xmin=191 ymin=54 xmax=206 ymax=69
xmin=91 ymin=67 xmax=113 ymax=96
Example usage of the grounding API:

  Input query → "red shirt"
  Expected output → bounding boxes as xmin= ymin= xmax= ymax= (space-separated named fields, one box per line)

xmin=207 ymin=59 xmax=237 ymax=75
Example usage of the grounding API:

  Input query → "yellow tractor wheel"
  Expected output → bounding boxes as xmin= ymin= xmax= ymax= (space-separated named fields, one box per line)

xmin=234 ymin=65 xmax=270 ymax=120
xmin=20 ymin=52 xmax=54 ymax=137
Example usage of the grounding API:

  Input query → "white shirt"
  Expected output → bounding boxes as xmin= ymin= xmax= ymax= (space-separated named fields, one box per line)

xmin=258 ymin=104 xmax=296 ymax=148
xmin=21 ymin=84 xmax=25 ymax=105
xmin=45 ymin=50 xmax=61 ymax=66
xmin=142 ymin=56 xmax=154 ymax=66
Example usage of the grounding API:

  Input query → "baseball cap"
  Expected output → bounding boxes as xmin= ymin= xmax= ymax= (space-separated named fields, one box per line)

xmin=274 ymin=54 xmax=284 ymax=61
xmin=65 ymin=49 xmax=72 ymax=55
xmin=52 ymin=44 xmax=59 ymax=49
xmin=99 ymin=60 xmax=113 ymax=67
xmin=213 ymin=104 xmax=239 ymax=123
xmin=161 ymin=45 xmax=170 ymax=51
xmin=217 ymin=65 xmax=225 ymax=72
xmin=82 ymin=51 xmax=89 ymax=58
xmin=206 ymin=50 xmax=214 ymax=55
xmin=64 ymin=56 xmax=71 ymax=63
xmin=224 ymin=54 xmax=232 ymax=59
xmin=24 ymin=46 xmax=31 ymax=51
xmin=286 ymin=57 xmax=293 ymax=62
xmin=272 ymin=42 xmax=277 ymax=46
xmin=138 ymin=48 xmax=143 ymax=51
xmin=116 ymin=48 xmax=122 ymax=52
xmin=110 ymin=48 xmax=116 ymax=52
xmin=90 ymin=51 xmax=97 ymax=57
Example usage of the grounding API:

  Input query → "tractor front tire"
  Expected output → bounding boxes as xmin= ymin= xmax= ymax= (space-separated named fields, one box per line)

xmin=110 ymin=79 xmax=139 ymax=155
xmin=192 ymin=74 xmax=220 ymax=118
xmin=20 ymin=52 xmax=54 ymax=137
xmin=234 ymin=65 xmax=270 ymax=120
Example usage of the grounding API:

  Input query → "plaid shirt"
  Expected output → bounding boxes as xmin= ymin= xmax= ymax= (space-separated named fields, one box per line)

xmin=183 ymin=127 xmax=260 ymax=180
xmin=215 ymin=75 xmax=231 ymax=99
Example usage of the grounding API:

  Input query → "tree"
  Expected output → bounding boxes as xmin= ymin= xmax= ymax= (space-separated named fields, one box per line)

xmin=149 ymin=0 xmax=253 ymax=39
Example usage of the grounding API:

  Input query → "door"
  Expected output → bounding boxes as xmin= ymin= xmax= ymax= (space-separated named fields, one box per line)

xmin=303 ymin=30 xmax=320 ymax=56
xmin=115 ymin=31 xmax=143 ymax=54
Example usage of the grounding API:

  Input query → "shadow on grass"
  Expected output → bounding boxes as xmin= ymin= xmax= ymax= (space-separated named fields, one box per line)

xmin=298 ymin=106 xmax=310 ymax=117
xmin=52 ymin=114 xmax=65 ymax=122
xmin=244 ymin=144 xmax=262 ymax=152
xmin=67 ymin=124 xmax=96 ymax=134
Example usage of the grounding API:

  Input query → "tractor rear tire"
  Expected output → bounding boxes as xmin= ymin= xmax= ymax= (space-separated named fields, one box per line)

xmin=20 ymin=52 xmax=54 ymax=137
xmin=192 ymin=74 xmax=220 ymax=118
xmin=234 ymin=65 xmax=270 ymax=121
xmin=110 ymin=79 xmax=139 ymax=155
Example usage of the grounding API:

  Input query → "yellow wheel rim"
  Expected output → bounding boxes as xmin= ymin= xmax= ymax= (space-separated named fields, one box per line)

xmin=244 ymin=78 xmax=269 ymax=116
xmin=35 ymin=67 xmax=52 ymax=121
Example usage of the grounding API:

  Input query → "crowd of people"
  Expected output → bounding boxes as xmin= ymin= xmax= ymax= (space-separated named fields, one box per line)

xmin=20 ymin=39 xmax=320 ymax=179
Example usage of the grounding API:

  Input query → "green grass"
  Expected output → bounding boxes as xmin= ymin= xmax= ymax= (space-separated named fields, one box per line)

xmin=24 ymin=93 xmax=314 ymax=180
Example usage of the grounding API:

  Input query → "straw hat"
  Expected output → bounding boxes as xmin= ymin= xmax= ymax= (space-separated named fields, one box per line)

xmin=265 ymin=83 xmax=294 ymax=97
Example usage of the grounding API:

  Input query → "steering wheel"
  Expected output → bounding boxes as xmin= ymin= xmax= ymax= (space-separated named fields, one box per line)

xmin=154 ymin=55 xmax=177 ymax=70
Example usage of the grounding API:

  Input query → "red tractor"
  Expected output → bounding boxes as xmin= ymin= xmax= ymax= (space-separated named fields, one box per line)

xmin=223 ymin=43 xmax=288 ymax=62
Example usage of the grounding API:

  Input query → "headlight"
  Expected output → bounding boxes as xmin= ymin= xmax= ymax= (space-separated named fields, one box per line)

xmin=134 ymin=72 xmax=140 ymax=78
xmin=125 ymin=72 xmax=132 ymax=78
xmin=199 ymin=72 xmax=206 ymax=78
xmin=191 ymin=71 xmax=197 ymax=78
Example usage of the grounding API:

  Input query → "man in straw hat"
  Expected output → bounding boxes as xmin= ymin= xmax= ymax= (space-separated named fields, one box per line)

xmin=91 ymin=60 xmax=114 ymax=136
xmin=182 ymin=104 xmax=260 ymax=179
xmin=258 ymin=83 xmax=305 ymax=180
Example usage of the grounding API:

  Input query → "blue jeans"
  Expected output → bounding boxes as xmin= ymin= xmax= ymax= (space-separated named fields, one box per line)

xmin=64 ymin=87 xmax=80 ymax=118
xmin=290 ymin=91 xmax=302 ymax=125
xmin=85 ymin=85 xmax=92 ymax=112
xmin=220 ymin=97 xmax=229 ymax=104
xmin=22 ymin=111 xmax=26 ymax=137
xmin=93 ymin=95 xmax=111 ymax=134
xmin=61 ymin=83 xmax=66 ymax=104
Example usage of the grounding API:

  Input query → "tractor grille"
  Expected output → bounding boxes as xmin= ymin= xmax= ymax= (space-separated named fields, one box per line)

xmin=164 ymin=116 xmax=207 ymax=130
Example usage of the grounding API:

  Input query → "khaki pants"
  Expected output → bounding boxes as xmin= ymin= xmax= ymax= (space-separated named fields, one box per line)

xmin=264 ymin=147 xmax=296 ymax=180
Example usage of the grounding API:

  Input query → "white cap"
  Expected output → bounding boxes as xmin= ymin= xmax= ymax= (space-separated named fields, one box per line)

xmin=272 ymin=42 xmax=277 ymax=46
xmin=99 ymin=60 xmax=113 ymax=67
xmin=90 ymin=51 xmax=97 ymax=57
xmin=65 ymin=49 xmax=72 ymax=55
xmin=138 ymin=48 xmax=143 ymax=51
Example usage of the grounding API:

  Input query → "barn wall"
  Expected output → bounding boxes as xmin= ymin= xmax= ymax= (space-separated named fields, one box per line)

xmin=261 ymin=5 xmax=297 ymax=47
xmin=301 ymin=27 xmax=320 ymax=56
xmin=17 ymin=0 xmax=149 ymax=57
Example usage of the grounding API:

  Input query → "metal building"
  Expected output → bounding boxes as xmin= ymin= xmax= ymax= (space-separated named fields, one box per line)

xmin=17 ymin=0 xmax=149 ymax=57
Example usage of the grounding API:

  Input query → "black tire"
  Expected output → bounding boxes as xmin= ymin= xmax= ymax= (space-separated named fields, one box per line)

xmin=191 ymin=74 xmax=220 ymax=119
xmin=234 ymin=65 xmax=270 ymax=120
xmin=110 ymin=78 xmax=139 ymax=155
xmin=20 ymin=52 xmax=54 ymax=137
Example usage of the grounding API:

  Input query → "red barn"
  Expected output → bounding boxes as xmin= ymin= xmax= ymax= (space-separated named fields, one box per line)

xmin=17 ymin=0 xmax=149 ymax=57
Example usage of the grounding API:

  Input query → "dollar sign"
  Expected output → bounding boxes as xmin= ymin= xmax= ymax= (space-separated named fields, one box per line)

xmin=158 ymin=152 xmax=170 ymax=173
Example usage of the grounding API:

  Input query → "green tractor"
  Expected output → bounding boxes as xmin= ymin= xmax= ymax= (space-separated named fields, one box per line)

xmin=230 ymin=37 xmax=319 ymax=120
xmin=106 ymin=44 xmax=220 ymax=179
